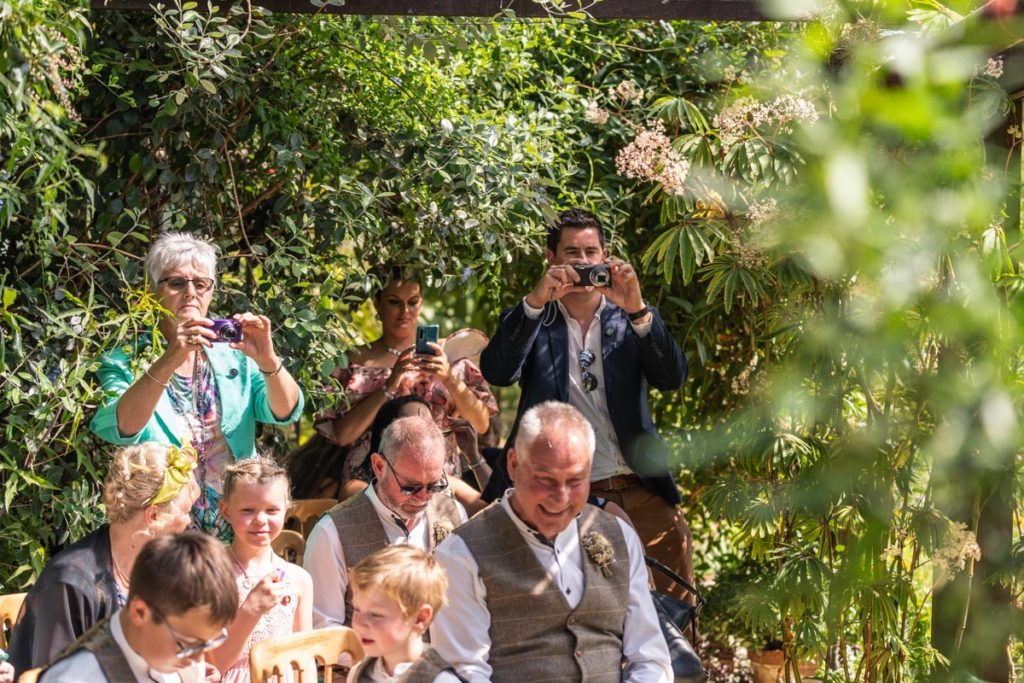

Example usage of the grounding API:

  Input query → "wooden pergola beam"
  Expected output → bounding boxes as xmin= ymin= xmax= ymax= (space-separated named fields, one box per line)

xmin=91 ymin=0 xmax=787 ymax=21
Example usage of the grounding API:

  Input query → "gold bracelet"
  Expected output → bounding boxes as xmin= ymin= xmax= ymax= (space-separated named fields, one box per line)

xmin=260 ymin=360 xmax=284 ymax=377
xmin=143 ymin=368 xmax=169 ymax=387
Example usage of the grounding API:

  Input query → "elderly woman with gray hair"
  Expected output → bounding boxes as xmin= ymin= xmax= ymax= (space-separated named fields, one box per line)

xmin=90 ymin=232 xmax=304 ymax=541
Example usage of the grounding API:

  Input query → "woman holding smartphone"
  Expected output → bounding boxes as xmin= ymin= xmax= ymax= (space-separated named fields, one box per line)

xmin=315 ymin=271 xmax=497 ymax=505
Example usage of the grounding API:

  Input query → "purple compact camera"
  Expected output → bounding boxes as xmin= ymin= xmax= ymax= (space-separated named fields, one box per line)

xmin=210 ymin=318 xmax=244 ymax=343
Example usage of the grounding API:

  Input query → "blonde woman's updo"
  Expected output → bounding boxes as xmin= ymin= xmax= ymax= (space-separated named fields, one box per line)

xmin=103 ymin=442 xmax=188 ymax=523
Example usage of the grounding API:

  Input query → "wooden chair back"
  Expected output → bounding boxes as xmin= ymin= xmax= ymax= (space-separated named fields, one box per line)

xmin=17 ymin=668 xmax=42 ymax=683
xmin=286 ymin=498 xmax=336 ymax=537
xmin=0 ymin=592 xmax=27 ymax=650
xmin=249 ymin=626 xmax=364 ymax=683
xmin=272 ymin=529 xmax=306 ymax=565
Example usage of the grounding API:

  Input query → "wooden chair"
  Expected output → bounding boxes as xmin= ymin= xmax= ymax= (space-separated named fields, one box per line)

xmin=272 ymin=529 xmax=306 ymax=565
xmin=17 ymin=668 xmax=42 ymax=683
xmin=249 ymin=626 xmax=364 ymax=683
xmin=0 ymin=591 xmax=27 ymax=650
xmin=286 ymin=499 xmax=336 ymax=538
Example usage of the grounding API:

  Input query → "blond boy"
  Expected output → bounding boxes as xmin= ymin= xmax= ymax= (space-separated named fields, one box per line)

xmin=347 ymin=546 xmax=462 ymax=683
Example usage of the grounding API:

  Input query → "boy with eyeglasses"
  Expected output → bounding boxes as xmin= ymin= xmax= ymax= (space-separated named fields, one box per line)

xmin=304 ymin=415 xmax=467 ymax=629
xmin=40 ymin=532 xmax=238 ymax=682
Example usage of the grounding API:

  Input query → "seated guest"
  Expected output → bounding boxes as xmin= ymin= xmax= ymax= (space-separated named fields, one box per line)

xmin=347 ymin=545 xmax=461 ymax=682
xmin=431 ymin=401 xmax=672 ymax=683
xmin=9 ymin=442 xmax=199 ymax=675
xmin=40 ymin=531 xmax=238 ymax=682
xmin=90 ymin=231 xmax=304 ymax=541
xmin=209 ymin=457 xmax=313 ymax=682
xmin=368 ymin=397 xmax=490 ymax=507
xmin=304 ymin=415 xmax=467 ymax=628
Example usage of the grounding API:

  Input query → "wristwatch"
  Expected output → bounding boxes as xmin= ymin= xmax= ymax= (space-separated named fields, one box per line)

xmin=627 ymin=302 xmax=651 ymax=322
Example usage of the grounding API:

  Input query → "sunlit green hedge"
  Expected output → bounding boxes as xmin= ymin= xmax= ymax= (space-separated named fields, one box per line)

xmin=5 ymin=0 xmax=1024 ymax=678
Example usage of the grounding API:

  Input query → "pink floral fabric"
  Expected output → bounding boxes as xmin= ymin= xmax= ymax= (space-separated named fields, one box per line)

xmin=315 ymin=358 xmax=497 ymax=483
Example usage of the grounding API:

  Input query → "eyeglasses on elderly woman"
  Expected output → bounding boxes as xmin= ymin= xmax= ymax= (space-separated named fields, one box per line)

xmin=159 ymin=276 xmax=215 ymax=294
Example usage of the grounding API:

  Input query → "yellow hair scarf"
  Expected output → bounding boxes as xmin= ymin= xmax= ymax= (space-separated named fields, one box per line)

xmin=147 ymin=443 xmax=198 ymax=506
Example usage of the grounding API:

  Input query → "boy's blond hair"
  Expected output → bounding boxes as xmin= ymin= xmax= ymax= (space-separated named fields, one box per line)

xmin=349 ymin=545 xmax=448 ymax=620
xmin=222 ymin=455 xmax=291 ymax=506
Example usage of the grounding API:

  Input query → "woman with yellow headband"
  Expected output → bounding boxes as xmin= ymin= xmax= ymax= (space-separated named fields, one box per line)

xmin=7 ymin=442 xmax=199 ymax=676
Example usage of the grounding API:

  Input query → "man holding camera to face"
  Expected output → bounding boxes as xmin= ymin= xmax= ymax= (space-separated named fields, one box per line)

xmin=480 ymin=208 xmax=694 ymax=598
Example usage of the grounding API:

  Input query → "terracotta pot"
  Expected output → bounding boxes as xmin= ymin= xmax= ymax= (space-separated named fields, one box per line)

xmin=748 ymin=649 xmax=818 ymax=683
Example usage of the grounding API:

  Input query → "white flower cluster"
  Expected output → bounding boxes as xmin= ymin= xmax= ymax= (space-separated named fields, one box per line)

xmin=611 ymin=79 xmax=644 ymax=103
xmin=714 ymin=95 xmax=818 ymax=146
xmin=1008 ymin=124 xmax=1022 ymax=141
xmin=747 ymin=197 xmax=778 ymax=228
xmin=585 ymin=100 xmax=610 ymax=125
xmin=984 ymin=56 xmax=1005 ymax=79
xmin=615 ymin=123 xmax=689 ymax=196
xmin=933 ymin=522 xmax=982 ymax=577
xmin=730 ymin=354 xmax=759 ymax=396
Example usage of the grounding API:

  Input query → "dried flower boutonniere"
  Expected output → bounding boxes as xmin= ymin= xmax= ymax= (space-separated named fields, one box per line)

xmin=433 ymin=519 xmax=455 ymax=546
xmin=582 ymin=531 xmax=614 ymax=578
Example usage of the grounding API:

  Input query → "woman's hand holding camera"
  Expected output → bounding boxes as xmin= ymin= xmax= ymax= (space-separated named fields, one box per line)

xmin=230 ymin=312 xmax=280 ymax=372
xmin=165 ymin=317 xmax=217 ymax=362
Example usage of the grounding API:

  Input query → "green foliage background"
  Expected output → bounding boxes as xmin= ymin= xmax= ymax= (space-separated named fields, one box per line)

xmin=4 ymin=0 xmax=1024 ymax=678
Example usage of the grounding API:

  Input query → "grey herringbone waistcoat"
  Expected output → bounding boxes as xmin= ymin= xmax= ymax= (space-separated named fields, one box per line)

xmin=49 ymin=616 xmax=200 ymax=682
xmin=455 ymin=503 xmax=630 ymax=683
xmin=351 ymin=646 xmax=463 ymax=682
xmin=329 ymin=489 xmax=462 ymax=625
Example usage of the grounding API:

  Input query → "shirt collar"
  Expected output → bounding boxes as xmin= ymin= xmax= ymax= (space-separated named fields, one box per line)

xmin=110 ymin=610 xmax=182 ymax=683
xmin=500 ymin=490 xmax=579 ymax=550
xmin=556 ymin=295 xmax=607 ymax=323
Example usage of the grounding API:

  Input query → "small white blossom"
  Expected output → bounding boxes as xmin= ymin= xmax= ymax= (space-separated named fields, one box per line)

xmin=584 ymin=101 xmax=610 ymax=125
xmin=610 ymin=79 xmax=644 ymax=103
xmin=984 ymin=56 xmax=1004 ymax=79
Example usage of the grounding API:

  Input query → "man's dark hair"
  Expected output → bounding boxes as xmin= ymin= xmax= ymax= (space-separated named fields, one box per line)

xmin=129 ymin=531 xmax=238 ymax=624
xmin=546 ymin=208 xmax=605 ymax=254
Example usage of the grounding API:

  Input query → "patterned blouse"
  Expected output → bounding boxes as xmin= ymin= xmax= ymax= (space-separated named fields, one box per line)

xmin=315 ymin=359 xmax=498 ymax=484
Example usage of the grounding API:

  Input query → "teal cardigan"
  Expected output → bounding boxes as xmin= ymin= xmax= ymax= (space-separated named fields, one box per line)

xmin=89 ymin=337 xmax=304 ymax=458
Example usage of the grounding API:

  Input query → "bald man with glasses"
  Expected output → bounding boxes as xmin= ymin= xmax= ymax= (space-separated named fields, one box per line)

xmin=304 ymin=415 xmax=467 ymax=628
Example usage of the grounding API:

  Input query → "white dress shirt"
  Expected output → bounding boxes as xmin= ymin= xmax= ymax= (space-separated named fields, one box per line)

xmin=430 ymin=493 xmax=672 ymax=683
xmin=346 ymin=657 xmax=463 ymax=683
xmin=304 ymin=486 xmax=468 ymax=628
xmin=40 ymin=609 xmax=203 ymax=683
xmin=521 ymin=296 xmax=652 ymax=480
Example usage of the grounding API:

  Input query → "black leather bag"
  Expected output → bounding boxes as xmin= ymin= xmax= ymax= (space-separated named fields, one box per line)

xmin=645 ymin=556 xmax=709 ymax=683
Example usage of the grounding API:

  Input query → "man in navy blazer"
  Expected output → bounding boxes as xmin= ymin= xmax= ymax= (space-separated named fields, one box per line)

xmin=479 ymin=208 xmax=693 ymax=596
